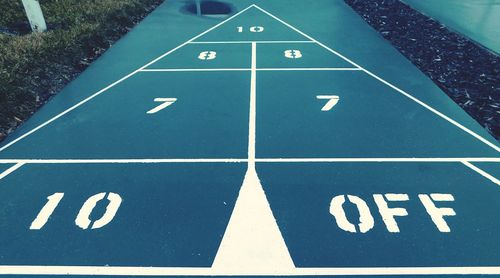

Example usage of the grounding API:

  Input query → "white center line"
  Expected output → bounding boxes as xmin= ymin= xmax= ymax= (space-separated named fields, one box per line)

xmin=248 ymin=42 xmax=257 ymax=169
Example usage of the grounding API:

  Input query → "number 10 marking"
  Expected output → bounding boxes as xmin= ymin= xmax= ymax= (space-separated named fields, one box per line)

xmin=30 ymin=192 xmax=122 ymax=230
xmin=237 ymin=26 xmax=264 ymax=32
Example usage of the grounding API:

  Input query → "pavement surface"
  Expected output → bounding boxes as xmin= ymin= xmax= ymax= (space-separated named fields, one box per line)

xmin=0 ymin=0 xmax=499 ymax=277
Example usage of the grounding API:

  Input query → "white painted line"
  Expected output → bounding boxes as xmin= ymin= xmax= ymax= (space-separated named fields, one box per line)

xmin=0 ymin=158 xmax=498 ymax=164
xmin=0 ymin=162 xmax=24 ymax=180
xmin=252 ymin=4 xmax=500 ymax=153
xmin=0 ymin=159 xmax=247 ymax=164
xmin=257 ymin=67 xmax=361 ymax=71
xmin=461 ymin=161 xmax=500 ymax=186
xmin=212 ymin=168 xmax=295 ymax=272
xmin=212 ymin=40 xmax=294 ymax=272
xmin=139 ymin=68 xmax=360 ymax=72
xmin=248 ymin=42 xmax=257 ymax=169
xmin=295 ymin=267 xmax=500 ymax=276
xmin=0 ymin=265 xmax=500 ymax=276
xmin=189 ymin=40 xmax=314 ymax=44
xmin=140 ymin=68 xmax=250 ymax=72
xmin=213 ymin=42 xmax=294 ymax=272
xmin=255 ymin=158 xmax=500 ymax=163
xmin=0 ymin=4 xmax=256 ymax=153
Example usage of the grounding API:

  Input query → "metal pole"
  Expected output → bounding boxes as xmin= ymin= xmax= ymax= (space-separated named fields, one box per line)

xmin=21 ymin=0 xmax=47 ymax=33
xmin=195 ymin=0 xmax=201 ymax=16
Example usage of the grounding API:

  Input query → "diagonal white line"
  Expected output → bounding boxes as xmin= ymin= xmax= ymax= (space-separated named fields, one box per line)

xmin=461 ymin=161 xmax=500 ymax=186
xmin=0 ymin=162 xmax=25 ymax=180
xmin=252 ymin=4 xmax=500 ymax=153
xmin=0 ymin=5 xmax=256 ymax=153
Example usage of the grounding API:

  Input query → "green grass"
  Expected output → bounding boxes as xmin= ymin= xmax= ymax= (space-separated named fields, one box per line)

xmin=0 ymin=0 xmax=164 ymax=141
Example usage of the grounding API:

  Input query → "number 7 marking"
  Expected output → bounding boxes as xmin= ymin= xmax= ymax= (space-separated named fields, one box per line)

xmin=147 ymin=98 xmax=177 ymax=114
xmin=317 ymin=95 xmax=340 ymax=111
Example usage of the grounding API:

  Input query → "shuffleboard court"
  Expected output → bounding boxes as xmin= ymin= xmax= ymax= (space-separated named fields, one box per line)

xmin=0 ymin=0 xmax=499 ymax=277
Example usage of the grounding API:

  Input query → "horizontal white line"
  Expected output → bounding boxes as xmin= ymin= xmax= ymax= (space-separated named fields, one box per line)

xmin=140 ymin=68 xmax=250 ymax=72
xmin=0 ymin=159 xmax=247 ymax=164
xmin=189 ymin=40 xmax=315 ymax=44
xmin=0 ymin=158 xmax=498 ymax=164
xmin=139 ymin=68 xmax=361 ymax=72
xmin=258 ymin=67 xmax=361 ymax=71
xmin=256 ymin=158 xmax=500 ymax=162
xmin=0 ymin=266 xmax=499 ymax=276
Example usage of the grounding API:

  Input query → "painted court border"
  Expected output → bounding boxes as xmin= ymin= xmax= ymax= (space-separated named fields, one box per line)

xmin=0 ymin=3 xmax=499 ymax=276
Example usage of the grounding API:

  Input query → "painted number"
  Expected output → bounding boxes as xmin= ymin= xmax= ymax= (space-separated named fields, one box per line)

xmin=30 ymin=192 xmax=64 ymax=230
xmin=317 ymin=95 xmax=340 ymax=111
xmin=30 ymin=192 xmax=122 ymax=230
xmin=75 ymin=192 xmax=122 ymax=230
xmin=284 ymin=49 xmax=302 ymax=59
xmin=198 ymin=51 xmax=217 ymax=60
xmin=250 ymin=26 xmax=264 ymax=32
xmin=237 ymin=26 xmax=265 ymax=32
xmin=147 ymin=98 xmax=177 ymax=114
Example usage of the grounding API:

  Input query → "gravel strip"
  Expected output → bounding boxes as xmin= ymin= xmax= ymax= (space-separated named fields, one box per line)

xmin=345 ymin=0 xmax=500 ymax=140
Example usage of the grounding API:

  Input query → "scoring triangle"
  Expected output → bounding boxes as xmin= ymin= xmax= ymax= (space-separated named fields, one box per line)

xmin=212 ymin=168 xmax=295 ymax=273
xmin=193 ymin=6 xmax=310 ymax=42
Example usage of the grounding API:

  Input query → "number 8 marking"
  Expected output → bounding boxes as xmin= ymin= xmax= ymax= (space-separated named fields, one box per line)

xmin=284 ymin=50 xmax=302 ymax=59
xmin=198 ymin=51 xmax=217 ymax=60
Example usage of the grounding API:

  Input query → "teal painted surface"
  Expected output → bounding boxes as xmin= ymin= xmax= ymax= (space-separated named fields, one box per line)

xmin=471 ymin=162 xmax=500 ymax=178
xmin=147 ymin=43 xmax=251 ymax=69
xmin=0 ymin=0 xmax=498 ymax=275
xmin=0 ymin=164 xmax=13 ymax=173
xmin=258 ymin=162 xmax=500 ymax=266
xmin=402 ymin=0 xmax=500 ymax=54
xmin=256 ymin=43 xmax=353 ymax=68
